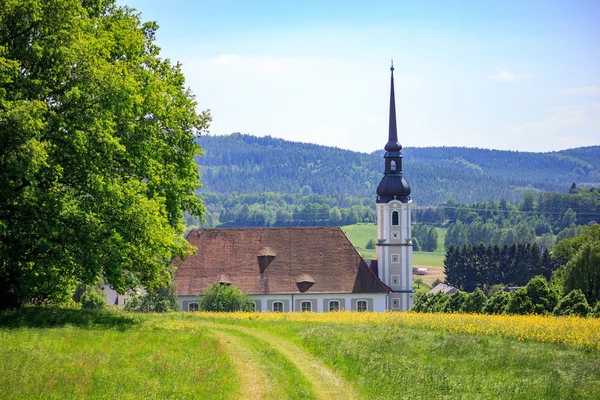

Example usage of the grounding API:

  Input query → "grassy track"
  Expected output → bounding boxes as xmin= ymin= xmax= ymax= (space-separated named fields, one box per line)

xmin=211 ymin=328 xmax=316 ymax=399
xmin=2 ymin=308 xmax=599 ymax=399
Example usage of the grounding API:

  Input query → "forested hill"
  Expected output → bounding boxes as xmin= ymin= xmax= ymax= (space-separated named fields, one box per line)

xmin=196 ymin=133 xmax=600 ymax=205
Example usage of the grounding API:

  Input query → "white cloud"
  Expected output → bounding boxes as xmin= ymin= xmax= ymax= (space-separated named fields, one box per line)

xmin=559 ymin=86 xmax=600 ymax=96
xmin=488 ymin=67 xmax=516 ymax=81
xmin=507 ymin=103 xmax=600 ymax=151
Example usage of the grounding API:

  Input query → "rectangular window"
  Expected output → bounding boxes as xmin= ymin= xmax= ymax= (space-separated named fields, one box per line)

xmin=357 ymin=300 xmax=368 ymax=312
xmin=391 ymin=275 xmax=399 ymax=286
xmin=188 ymin=302 xmax=199 ymax=312
xmin=301 ymin=301 xmax=312 ymax=312
xmin=273 ymin=301 xmax=284 ymax=312
xmin=328 ymin=301 xmax=340 ymax=311
xmin=392 ymin=298 xmax=400 ymax=309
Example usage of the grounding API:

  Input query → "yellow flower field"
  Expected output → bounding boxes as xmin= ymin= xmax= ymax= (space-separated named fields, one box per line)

xmin=187 ymin=311 xmax=600 ymax=350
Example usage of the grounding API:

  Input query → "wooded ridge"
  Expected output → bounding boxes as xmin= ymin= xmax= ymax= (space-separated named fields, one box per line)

xmin=196 ymin=133 xmax=600 ymax=206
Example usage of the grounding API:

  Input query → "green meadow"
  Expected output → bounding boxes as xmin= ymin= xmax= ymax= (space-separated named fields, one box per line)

xmin=342 ymin=223 xmax=446 ymax=267
xmin=1 ymin=308 xmax=599 ymax=399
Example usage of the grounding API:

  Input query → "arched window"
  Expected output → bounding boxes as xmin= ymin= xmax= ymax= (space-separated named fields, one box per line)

xmin=356 ymin=300 xmax=368 ymax=312
xmin=392 ymin=210 xmax=399 ymax=226
xmin=272 ymin=301 xmax=284 ymax=312
xmin=328 ymin=300 xmax=340 ymax=312
xmin=301 ymin=301 xmax=312 ymax=312
xmin=390 ymin=160 xmax=396 ymax=171
xmin=188 ymin=302 xmax=199 ymax=312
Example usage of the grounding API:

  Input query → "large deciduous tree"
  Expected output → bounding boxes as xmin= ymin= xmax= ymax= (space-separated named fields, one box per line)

xmin=0 ymin=0 xmax=209 ymax=308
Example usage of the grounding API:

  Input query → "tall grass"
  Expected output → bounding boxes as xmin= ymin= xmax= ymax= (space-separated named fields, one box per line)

xmin=0 ymin=308 xmax=236 ymax=399
xmin=3 ymin=308 xmax=599 ymax=399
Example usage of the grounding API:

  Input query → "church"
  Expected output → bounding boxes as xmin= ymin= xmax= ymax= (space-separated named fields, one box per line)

xmin=174 ymin=64 xmax=414 ymax=312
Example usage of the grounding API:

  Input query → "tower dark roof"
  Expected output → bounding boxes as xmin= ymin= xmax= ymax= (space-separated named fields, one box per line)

xmin=376 ymin=62 xmax=411 ymax=203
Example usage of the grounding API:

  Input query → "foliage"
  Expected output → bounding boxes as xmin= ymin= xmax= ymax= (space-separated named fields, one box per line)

xmin=199 ymin=283 xmax=254 ymax=312
xmin=445 ymin=291 xmax=468 ymax=313
xmin=124 ymin=285 xmax=178 ymax=313
xmin=462 ymin=288 xmax=486 ymax=313
xmin=0 ymin=0 xmax=209 ymax=309
xmin=482 ymin=290 xmax=511 ymax=314
xmin=592 ymin=301 xmax=600 ymax=318
xmin=412 ymin=223 xmax=438 ymax=252
xmin=505 ymin=276 xmax=558 ymax=315
xmin=563 ymin=242 xmax=600 ymax=305
xmin=554 ymin=223 xmax=600 ymax=304
xmin=444 ymin=243 xmax=559 ymax=291
xmin=553 ymin=289 xmax=590 ymax=317
xmin=80 ymin=291 xmax=106 ymax=310
xmin=365 ymin=238 xmax=375 ymax=249
xmin=198 ymin=133 xmax=600 ymax=207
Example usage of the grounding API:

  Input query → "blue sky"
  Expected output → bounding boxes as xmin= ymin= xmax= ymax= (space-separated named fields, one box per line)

xmin=120 ymin=0 xmax=599 ymax=153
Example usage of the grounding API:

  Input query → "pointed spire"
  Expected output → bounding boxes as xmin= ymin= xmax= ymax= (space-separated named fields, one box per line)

xmin=385 ymin=60 xmax=401 ymax=152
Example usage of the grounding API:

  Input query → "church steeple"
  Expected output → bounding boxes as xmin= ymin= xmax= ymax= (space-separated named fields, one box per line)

xmin=376 ymin=61 xmax=411 ymax=203
xmin=385 ymin=61 xmax=401 ymax=152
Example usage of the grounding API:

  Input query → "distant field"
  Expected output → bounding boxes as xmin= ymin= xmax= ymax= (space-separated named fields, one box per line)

xmin=342 ymin=223 xmax=446 ymax=269
xmin=1 ymin=308 xmax=599 ymax=399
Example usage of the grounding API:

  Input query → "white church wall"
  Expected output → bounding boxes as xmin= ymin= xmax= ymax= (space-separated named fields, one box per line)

xmin=178 ymin=293 xmax=388 ymax=312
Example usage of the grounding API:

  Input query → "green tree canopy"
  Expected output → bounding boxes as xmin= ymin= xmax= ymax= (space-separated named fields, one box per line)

xmin=0 ymin=0 xmax=209 ymax=308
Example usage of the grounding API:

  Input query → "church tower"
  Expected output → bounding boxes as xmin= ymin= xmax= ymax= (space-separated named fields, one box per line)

xmin=376 ymin=62 xmax=414 ymax=311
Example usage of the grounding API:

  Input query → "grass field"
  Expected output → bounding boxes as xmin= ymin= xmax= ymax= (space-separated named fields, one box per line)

xmin=342 ymin=223 xmax=446 ymax=276
xmin=1 ymin=308 xmax=599 ymax=399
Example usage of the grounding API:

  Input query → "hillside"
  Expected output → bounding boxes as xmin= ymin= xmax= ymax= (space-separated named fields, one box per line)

xmin=196 ymin=133 xmax=600 ymax=205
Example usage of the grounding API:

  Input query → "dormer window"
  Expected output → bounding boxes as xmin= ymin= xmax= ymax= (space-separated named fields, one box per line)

xmin=392 ymin=210 xmax=399 ymax=226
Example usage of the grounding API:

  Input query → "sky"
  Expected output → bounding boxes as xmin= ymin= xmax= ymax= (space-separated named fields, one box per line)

xmin=120 ymin=0 xmax=599 ymax=153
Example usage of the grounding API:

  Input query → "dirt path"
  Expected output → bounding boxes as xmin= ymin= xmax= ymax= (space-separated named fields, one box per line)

xmin=212 ymin=330 xmax=268 ymax=400
xmin=204 ymin=321 xmax=357 ymax=400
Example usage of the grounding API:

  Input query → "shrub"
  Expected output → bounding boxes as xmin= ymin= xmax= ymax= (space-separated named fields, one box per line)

xmin=124 ymin=285 xmax=178 ymax=313
xmin=80 ymin=291 xmax=106 ymax=310
xmin=483 ymin=291 xmax=511 ymax=314
xmin=412 ymin=237 xmax=421 ymax=252
xmin=365 ymin=239 xmax=376 ymax=250
xmin=445 ymin=291 xmax=468 ymax=313
xmin=506 ymin=276 xmax=557 ymax=315
xmin=554 ymin=289 xmax=590 ymax=317
xmin=199 ymin=283 xmax=254 ymax=312
xmin=592 ymin=302 xmax=600 ymax=318
xmin=462 ymin=288 xmax=487 ymax=313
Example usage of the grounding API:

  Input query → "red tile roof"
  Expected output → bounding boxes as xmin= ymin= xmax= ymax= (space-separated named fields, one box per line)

xmin=174 ymin=227 xmax=390 ymax=295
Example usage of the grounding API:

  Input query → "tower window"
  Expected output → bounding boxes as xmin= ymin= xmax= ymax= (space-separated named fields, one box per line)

xmin=391 ymin=160 xmax=396 ymax=171
xmin=391 ymin=254 xmax=399 ymax=263
xmin=391 ymin=275 xmax=399 ymax=286
xmin=392 ymin=211 xmax=399 ymax=226
xmin=392 ymin=298 xmax=400 ymax=309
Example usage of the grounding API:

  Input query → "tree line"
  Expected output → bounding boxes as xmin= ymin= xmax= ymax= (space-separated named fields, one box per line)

xmin=444 ymin=243 xmax=560 ymax=292
xmin=420 ymin=223 xmax=600 ymax=317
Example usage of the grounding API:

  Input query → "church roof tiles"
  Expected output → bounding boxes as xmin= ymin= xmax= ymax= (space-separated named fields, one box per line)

xmin=174 ymin=227 xmax=390 ymax=296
